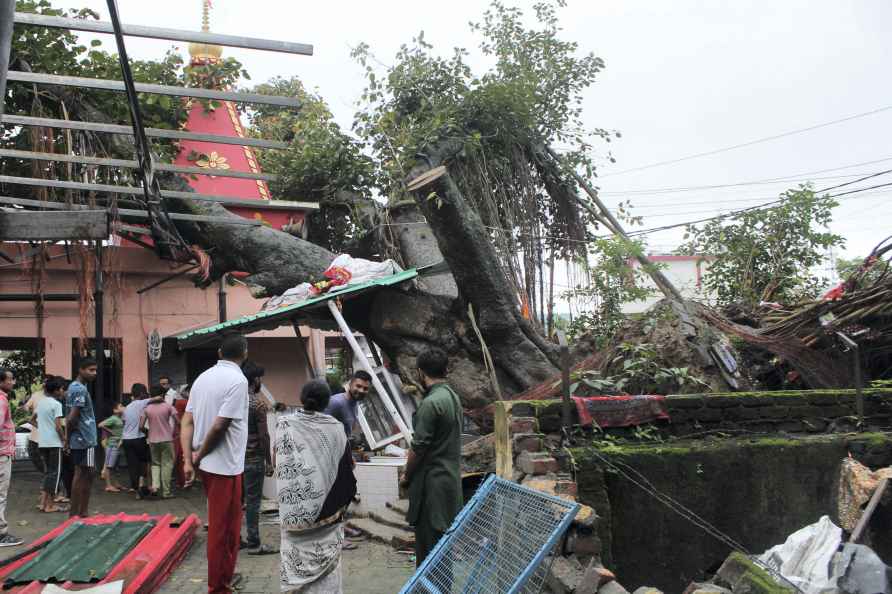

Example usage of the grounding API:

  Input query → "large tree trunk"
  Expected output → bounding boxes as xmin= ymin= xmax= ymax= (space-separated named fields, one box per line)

xmin=57 ymin=92 xmax=561 ymax=406
xmin=161 ymin=158 xmax=560 ymax=407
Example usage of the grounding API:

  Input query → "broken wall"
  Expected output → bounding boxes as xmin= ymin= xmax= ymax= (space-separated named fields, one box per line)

xmin=571 ymin=432 xmax=892 ymax=592
xmin=499 ymin=389 xmax=892 ymax=593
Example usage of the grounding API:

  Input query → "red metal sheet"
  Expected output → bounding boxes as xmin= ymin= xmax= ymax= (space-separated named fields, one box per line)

xmin=0 ymin=513 xmax=200 ymax=593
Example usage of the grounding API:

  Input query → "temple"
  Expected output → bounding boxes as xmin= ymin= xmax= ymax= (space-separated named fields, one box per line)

xmin=0 ymin=1 xmax=322 ymax=414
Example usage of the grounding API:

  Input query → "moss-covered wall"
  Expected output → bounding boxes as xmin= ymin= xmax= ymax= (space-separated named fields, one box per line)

xmin=512 ymin=388 xmax=892 ymax=438
xmin=568 ymin=432 xmax=892 ymax=593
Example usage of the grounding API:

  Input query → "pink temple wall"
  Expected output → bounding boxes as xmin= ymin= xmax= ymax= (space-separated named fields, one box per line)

xmin=0 ymin=245 xmax=325 ymax=398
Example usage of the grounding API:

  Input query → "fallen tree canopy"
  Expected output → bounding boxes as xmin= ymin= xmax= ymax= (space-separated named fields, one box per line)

xmin=7 ymin=0 xmax=891 ymax=413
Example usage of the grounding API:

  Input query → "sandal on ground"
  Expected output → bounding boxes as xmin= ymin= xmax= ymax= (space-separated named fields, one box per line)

xmin=342 ymin=541 xmax=359 ymax=551
xmin=104 ymin=487 xmax=121 ymax=493
xmin=41 ymin=505 xmax=69 ymax=513
xmin=246 ymin=544 xmax=278 ymax=555
xmin=54 ymin=496 xmax=70 ymax=503
xmin=229 ymin=573 xmax=243 ymax=589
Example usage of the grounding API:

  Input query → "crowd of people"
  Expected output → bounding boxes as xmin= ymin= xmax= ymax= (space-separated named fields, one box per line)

xmin=0 ymin=333 xmax=465 ymax=594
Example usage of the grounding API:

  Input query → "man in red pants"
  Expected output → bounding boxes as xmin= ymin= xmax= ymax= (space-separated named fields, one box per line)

xmin=181 ymin=334 xmax=249 ymax=594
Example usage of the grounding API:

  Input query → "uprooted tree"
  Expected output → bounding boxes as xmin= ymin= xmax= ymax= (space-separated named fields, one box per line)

xmin=6 ymin=0 xmax=619 ymax=406
xmin=7 ymin=0 xmax=886 ymax=405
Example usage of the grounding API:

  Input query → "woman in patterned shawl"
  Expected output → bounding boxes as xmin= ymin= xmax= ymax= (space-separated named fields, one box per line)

xmin=276 ymin=380 xmax=357 ymax=593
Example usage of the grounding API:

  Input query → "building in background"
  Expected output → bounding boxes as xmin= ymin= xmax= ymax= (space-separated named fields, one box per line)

xmin=0 ymin=12 xmax=321 ymax=415
xmin=621 ymin=255 xmax=715 ymax=314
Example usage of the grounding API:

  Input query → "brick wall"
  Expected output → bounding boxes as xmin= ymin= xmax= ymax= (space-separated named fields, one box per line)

xmin=508 ymin=388 xmax=892 ymax=439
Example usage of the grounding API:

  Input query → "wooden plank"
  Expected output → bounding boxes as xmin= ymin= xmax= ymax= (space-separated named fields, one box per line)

xmin=494 ymin=401 xmax=515 ymax=479
xmin=0 ymin=210 xmax=108 ymax=240
xmin=1 ymin=114 xmax=289 ymax=150
xmin=0 ymin=196 xmax=263 ymax=226
xmin=0 ymin=176 xmax=316 ymax=210
xmin=13 ymin=12 xmax=313 ymax=56
xmin=0 ymin=149 xmax=278 ymax=182
xmin=7 ymin=71 xmax=301 ymax=108
xmin=849 ymin=477 xmax=888 ymax=544
xmin=113 ymin=223 xmax=152 ymax=236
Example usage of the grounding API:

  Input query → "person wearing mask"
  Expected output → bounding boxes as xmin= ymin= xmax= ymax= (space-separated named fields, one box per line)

xmin=399 ymin=348 xmax=463 ymax=567
xmin=66 ymin=358 xmax=99 ymax=519
xmin=121 ymin=384 xmax=153 ymax=497
xmin=140 ymin=386 xmax=179 ymax=499
xmin=36 ymin=377 xmax=67 ymax=513
xmin=0 ymin=369 xmax=22 ymax=546
xmin=239 ymin=361 xmax=275 ymax=555
xmin=277 ymin=380 xmax=356 ymax=593
xmin=323 ymin=370 xmax=371 ymax=438
xmin=181 ymin=334 xmax=250 ymax=594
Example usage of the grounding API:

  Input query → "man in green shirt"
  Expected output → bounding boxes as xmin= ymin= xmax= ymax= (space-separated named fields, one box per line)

xmin=400 ymin=347 xmax=463 ymax=567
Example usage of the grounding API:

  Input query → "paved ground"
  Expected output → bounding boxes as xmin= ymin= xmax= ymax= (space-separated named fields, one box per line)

xmin=5 ymin=463 xmax=415 ymax=593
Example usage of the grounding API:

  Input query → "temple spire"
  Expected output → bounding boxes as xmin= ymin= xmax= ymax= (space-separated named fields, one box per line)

xmin=189 ymin=0 xmax=223 ymax=65
xmin=201 ymin=0 xmax=210 ymax=32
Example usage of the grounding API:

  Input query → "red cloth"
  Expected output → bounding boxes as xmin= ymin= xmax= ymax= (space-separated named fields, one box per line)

xmin=571 ymin=395 xmax=670 ymax=428
xmin=202 ymin=471 xmax=243 ymax=594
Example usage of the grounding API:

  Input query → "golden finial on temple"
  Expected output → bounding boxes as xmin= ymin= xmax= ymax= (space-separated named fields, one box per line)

xmin=189 ymin=0 xmax=223 ymax=64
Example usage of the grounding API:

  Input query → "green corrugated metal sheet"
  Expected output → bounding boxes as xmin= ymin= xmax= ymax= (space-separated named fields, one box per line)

xmin=175 ymin=268 xmax=418 ymax=348
xmin=5 ymin=520 xmax=155 ymax=585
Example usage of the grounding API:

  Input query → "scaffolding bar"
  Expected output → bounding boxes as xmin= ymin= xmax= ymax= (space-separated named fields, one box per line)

xmin=6 ymin=70 xmax=302 ymax=107
xmin=1 ymin=113 xmax=289 ymax=149
xmin=13 ymin=12 xmax=313 ymax=56
xmin=0 ymin=149 xmax=278 ymax=181
xmin=0 ymin=196 xmax=263 ymax=226
xmin=0 ymin=0 xmax=14 ymax=117
xmin=0 ymin=175 xmax=316 ymax=209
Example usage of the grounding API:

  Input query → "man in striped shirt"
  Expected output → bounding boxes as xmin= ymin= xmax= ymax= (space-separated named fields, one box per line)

xmin=0 ymin=369 xmax=23 ymax=546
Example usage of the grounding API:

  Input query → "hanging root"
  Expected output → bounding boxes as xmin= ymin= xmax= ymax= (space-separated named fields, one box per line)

xmin=190 ymin=245 xmax=212 ymax=282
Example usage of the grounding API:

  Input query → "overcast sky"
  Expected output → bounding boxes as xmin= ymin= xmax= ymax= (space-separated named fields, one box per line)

xmin=46 ymin=0 xmax=892 ymax=266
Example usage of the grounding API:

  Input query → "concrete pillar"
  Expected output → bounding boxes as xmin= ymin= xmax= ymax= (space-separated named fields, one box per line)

xmin=305 ymin=328 xmax=326 ymax=374
xmin=122 ymin=331 xmax=148 ymax=394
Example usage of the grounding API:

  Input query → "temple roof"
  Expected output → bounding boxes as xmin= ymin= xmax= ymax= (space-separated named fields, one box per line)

xmin=175 ymin=0 xmax=310 ymax=231
xmin=174 ymin=100 xmax=272 ymax=203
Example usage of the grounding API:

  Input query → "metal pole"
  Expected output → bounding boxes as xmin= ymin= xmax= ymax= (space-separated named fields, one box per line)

xmin=94 ymin=241 xmax=105 ymax=413
xmin=7 ymin=70 xmax=302 ymax=108
xmin=13 ymin=12 xmax=314 ymax=56
xmin=0 ymin=0 xmax=14 ymax=117
xmin=0 ymin=148 xmax=279 ymax=182
xmin=327 ymin=300 xmax=413 ymax=444
xmin=136 ymin=265 xmax=199 ymax=295
xmin=546 ymin=146 xmax=685 ymax=303
xmin=557 ymin=331 xmax=572 ymax=436
xmin=218 ymin=275 xmax=227 ymax=323
xmin=837 ymin=331 xmax=864 ymax=429
xmin=0 ymin=293 xmax=78 ymax=301
xmin=1 ymin=114 xmax=290 ymax=149
xmin=291 ymin=322 xmax=317 ymax=380
xmin=853 ymin=344 xmax=864 ymax=429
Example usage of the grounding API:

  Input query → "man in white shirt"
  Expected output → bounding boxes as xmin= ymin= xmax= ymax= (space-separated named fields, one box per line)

xmin=158 ymin=376 xmax=178 ymax=407
xmin=24 ymin=382 xmax=47 ymax=505
xmin=181 ymin=334 xmax=249 ymax=594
